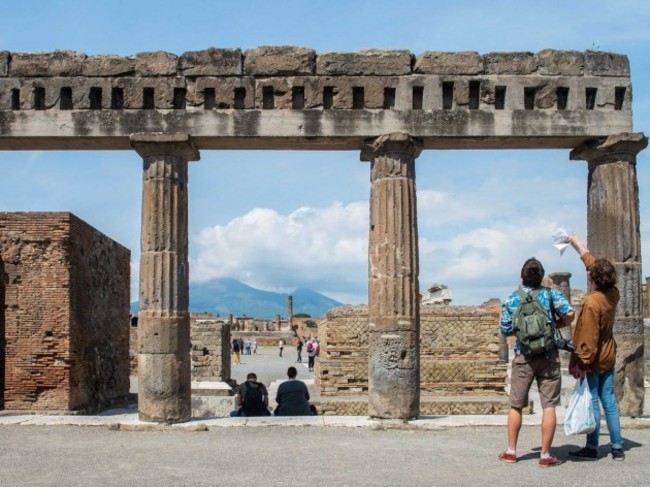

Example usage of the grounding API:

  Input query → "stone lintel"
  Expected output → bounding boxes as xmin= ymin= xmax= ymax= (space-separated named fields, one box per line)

xmin=317 ymin=49 xmax=412 ymax=76
xmin=570 ymin=132 xmax=648 ymax=164
xmin=360 ymin=132 xmax=423 ymax=162
xmin=244 ymin=46 xmax=316 ymax=76
xmin=130 ymin=132 xmax=200 ymax=161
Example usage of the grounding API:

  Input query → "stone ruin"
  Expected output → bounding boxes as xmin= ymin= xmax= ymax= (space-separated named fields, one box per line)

xmin=0 ymin=212 xmax=130 ymax=412
xmin=0 ymin=46 xmax=646 ymax=422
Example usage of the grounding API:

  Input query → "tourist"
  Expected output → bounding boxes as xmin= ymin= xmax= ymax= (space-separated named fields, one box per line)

xmin=278 ymin=338 xmax=285 ymax=357
xmin=244 ymin=339 xmax=251 ymax=355
xmin=306 ymin=338 xmax=317 ymax=372
xmin=231 ymin=339 xmax=241 ymax=365
xmin=252 ymin=339 xmax=258 ymax=354
xmin=296 ymin=339 xmax=303 ymax=363
xmin=566 ymin=235 xmax=625 ymax=461
xmin=274 ymin=366 xmax=313 ymax=416
xmin=499 ymin=257 xmax=574 ymax=466
xmin=230 ymin=372 xmax=271 ymax=417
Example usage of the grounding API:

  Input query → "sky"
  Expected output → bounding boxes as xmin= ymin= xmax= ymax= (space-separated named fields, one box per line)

xmin=1 ymin=0 xmax=649 ymax=306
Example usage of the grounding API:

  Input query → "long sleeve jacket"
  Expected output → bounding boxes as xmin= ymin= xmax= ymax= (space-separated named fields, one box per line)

xmin=569 ymin=253 xmax=619 ymax=374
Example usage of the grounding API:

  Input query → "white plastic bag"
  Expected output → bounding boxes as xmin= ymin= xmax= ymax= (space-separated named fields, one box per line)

xmin=564 ymin=378 xmax=596 ymax=436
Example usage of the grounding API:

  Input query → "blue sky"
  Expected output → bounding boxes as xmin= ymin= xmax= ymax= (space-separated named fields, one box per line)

xmin=1 ymin=1 xmax=649 ymax=305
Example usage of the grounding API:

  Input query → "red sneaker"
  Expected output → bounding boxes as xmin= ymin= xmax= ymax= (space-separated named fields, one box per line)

xmin=539 ymin=455 xmax=561 ymax=467
xmin=498 ymin=451 xmax=517 ymax=463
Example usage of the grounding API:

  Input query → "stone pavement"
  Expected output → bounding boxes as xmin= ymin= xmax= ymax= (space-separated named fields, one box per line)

xmin=1 ymin=346 xmax=650 ymax=486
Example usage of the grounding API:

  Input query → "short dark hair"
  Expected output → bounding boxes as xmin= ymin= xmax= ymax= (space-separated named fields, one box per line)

xmin=246 ymin=373 xmax=257 ymax=381
xmin=521 ymin=257 xmax=545 ymax=287
xmin=287 ymin=366 xmax=297 ymax=379
xmin=589 ymin=258 xmax=617 ymax=291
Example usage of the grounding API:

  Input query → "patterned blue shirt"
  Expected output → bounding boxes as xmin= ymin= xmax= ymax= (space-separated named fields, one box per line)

xmin=500 ymin=286 xmax=573 ymax=355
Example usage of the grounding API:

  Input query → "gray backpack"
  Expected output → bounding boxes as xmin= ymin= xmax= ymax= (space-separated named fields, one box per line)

xmin=513 ymin=288 xmax=555 ymax=357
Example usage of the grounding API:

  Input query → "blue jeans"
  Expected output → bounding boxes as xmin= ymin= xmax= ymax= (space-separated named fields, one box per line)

xmin=586 ymin=367 xmax=622 ymax=450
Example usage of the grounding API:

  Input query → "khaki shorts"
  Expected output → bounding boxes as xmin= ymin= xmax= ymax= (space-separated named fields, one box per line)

xmin=509 ymin=350 xmax=561 ymax=409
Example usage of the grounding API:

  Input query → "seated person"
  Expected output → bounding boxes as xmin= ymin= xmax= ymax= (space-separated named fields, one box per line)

xmin=230 ymin=372 xmax=271 ymax=417
xmin=275 ymin=366 xmax=314 ymax=416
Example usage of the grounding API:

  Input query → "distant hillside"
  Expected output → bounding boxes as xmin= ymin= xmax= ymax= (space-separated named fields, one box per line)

xmin=130 ymin=277 xmax=343 ymax=319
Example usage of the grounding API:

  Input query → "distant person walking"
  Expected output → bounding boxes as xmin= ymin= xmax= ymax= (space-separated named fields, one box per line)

xmin=232 ymin=339 xmax=241 ymax=365
xmin=279 ymin=338 xmax=285 ymax=357
xmin=306 ymin=338 xmax=317 ymax=372
xmin=275 ymin=366 xmax=313 ymax=416
xmin=253 ymin=339 xmax=258 ymax=354
xmin=296 ymin=339 xmax=303 ymax=363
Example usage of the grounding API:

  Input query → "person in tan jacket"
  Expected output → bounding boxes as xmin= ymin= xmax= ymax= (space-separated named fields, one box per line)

xmin=566 ymin=235 xmax=624 ymax=461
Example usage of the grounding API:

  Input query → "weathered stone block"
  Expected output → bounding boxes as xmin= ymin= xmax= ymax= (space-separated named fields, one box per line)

xmin=135 ymin=51 xmax=178 ymax=76
xmin=138 ymin=352 xmax=191 ymax=422
xmin=179 ymin=48 xmax=242 ymax=76
xmin=0 ymin=51 xmax=8 ymax=77
xmin=317 ymin=49 xmax=412 ymax=76
xmin=138 ymin=314 xmax=190 ymax=354
xmin=537 ymin=49 xmax=584 ymax=76
xmin=244 ymin=46 xmax=315 ymax=76
xmin=10 ymin=51 xmax=86 ymax=77
xmin=585 ymin=51 xmax=630 ymax=77
xmin=484 ymin=51 xmax=537 ymax=75
xmin=82 ymin=55 xmax=135 ymax=77
xmin=414 ymin=51 xmax=483 ymax=75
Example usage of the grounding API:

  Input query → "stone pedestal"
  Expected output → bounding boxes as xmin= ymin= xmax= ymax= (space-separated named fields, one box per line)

xmin=571 ymin=132 xmax=648 ymax=417
xmin=131 ymin=133 xmax=199 ymax=423
xmin=361 ymin=132 xmax=422 ymax=420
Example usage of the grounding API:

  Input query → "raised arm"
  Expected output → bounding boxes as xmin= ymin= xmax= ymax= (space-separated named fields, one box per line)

xmin=567 ymin=235 xmax=589 ymax=257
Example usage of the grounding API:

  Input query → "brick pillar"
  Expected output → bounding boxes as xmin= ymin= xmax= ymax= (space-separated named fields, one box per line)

xmin=570 ymin=132 xmax=648 ymax=417
xmin=130 ymin=133 xmax=200 ymax=423
xmin=0 ymin=257 xmax=5 ymax=409
xmin=361 ymin=132 xmax=423 ymax=420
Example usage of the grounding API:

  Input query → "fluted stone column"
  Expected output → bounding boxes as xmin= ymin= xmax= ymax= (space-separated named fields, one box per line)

xmin=570 ymin=132 xmax=648 ymax=417
xmin=361 ymin=132 xmax=423 ymax=420
xmin=130 ymin=133 xmax=199 ymax=423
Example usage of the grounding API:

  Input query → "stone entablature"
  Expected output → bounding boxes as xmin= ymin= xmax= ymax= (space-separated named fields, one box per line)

xmin=0 ymin=47 xmax=632 ymax=150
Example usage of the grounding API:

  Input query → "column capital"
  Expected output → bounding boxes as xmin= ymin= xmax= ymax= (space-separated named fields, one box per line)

xmin=360 ymin=132 xmax=423 ymax=162
xmin=570 ymin=132 xmax=647 ymax=165
xmin=130 ymin=132 xmax=200 ymax=162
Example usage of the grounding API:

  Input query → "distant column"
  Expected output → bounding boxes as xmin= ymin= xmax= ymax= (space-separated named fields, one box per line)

xmin=361 ymin=132 xmax=423 ymax=420
xmin=288 ymin=295 xmax=293 ymax=328
xmin=571 ymin=132 xmax=648 ymax=417
xmin=548 ymin=272 xmax=572 ymax=303
xmin=130 ymin=133 xmax=200 ymax=423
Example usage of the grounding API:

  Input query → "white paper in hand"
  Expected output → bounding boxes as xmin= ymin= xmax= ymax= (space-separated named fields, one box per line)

xmin=552 ymin=228 xmax=570 ymax=255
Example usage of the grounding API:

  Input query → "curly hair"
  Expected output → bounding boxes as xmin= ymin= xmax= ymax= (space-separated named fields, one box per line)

xmin=589 ymin=258 xmax=617 ymax=291
xmin=521 ymin=257 xmax=545 ymax=287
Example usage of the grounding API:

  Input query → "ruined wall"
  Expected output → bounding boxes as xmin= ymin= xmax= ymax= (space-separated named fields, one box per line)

xmin=317 ymin=304 xmax=506 ymax=398
xmin=0 ymin=212 xmax=130 ymax=412
xmin=191 ymin=319 xmax=231 ymax=382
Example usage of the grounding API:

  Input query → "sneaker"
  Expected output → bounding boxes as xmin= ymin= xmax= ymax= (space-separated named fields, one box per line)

xmin=569 ymin=447 xmax=598 ymax=460
xmin=498 ymin=451 xmax=517 ymax=463
xmin=538 ymin=455 xmax=562 ymax=467
xmin=611 ymin=448 xmax=625 ymax=461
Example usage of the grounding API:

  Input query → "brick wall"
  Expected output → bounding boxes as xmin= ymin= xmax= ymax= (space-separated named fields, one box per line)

xmin=317 ymin=303 xmax=507 ymax=397
xmin=0 ymin=212 xmax=130 ymax=412
xmin=191 ymin=319 xmax=231 ymax=382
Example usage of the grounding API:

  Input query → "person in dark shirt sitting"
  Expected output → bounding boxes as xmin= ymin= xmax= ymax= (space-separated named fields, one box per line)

xmin=274 ymin=366 xmax=314 ymax=416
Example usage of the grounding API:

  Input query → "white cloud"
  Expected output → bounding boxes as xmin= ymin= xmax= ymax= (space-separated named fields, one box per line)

xmin=191 ymin=202 xmax=369 ymax=299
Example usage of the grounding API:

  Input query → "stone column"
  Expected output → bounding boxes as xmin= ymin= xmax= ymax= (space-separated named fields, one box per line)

xmin=570 ymin=132 xmax=648 ymax=417
xmin=548 ymin=272 xmax=572 ymax=303
xmin=130 ymin=133 xmax=200 ymax=423
xmin=361 ymin=132 xmax=423 ymax=420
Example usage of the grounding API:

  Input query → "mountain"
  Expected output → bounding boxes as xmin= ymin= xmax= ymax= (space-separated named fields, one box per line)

xmin=130 ymin=277 xmax=343 ymax=319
